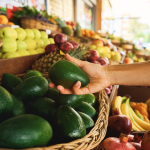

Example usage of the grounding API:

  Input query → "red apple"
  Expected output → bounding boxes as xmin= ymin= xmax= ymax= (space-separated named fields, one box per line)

xmin=69 ymin=41 xmax=79 ymax=49
xmin=60 ymin=42 xmax=74 ymax=52
xmin=105 ymin=88 xmax=111 ymax=95
xmin=54 ymin=33 xmax=67 ymax=44
xmin=97 ymin=57 xmax=109 ymax=66
xmin=45 ymin=44 xmax=58 ymax=54
xmin=92 ymin=39 xmax=104 ymax=47
xmin=90 ymin=60 xmax=101 ymax=65
xmin=108 ymin=85 xmax=113 ymax=91
xmin=86 ymin=50 xmax=99 ymax=61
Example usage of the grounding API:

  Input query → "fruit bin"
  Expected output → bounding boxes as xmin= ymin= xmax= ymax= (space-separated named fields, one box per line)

xmin=21 ymin=17 xmax=58 ymax=31
xmin=0 ymin=72 xmax=117 ymax=150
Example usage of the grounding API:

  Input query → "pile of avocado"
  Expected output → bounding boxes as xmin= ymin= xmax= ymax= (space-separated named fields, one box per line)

xmin=0 ymin=65 xmax=98 ymax=149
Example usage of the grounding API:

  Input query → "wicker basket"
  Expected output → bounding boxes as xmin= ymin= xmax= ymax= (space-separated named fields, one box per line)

xmin=0 ymin=73 xmax=109 ymax=150
xmin=21 ymin=17 xmax=58 ymax=31
xmin=121 ymin=44 xmax=133 ymax=50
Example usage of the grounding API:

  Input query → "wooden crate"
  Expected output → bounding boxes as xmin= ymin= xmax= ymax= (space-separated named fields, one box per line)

xmin=0 ymin=54 xmax=44 ymax=78
xmin=118 ymin=85 xmax=150 ymax=102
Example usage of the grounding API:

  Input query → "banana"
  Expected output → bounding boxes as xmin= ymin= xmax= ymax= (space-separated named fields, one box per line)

xmin=111 ymin=96 xmax=126 ymax=115
xmin=126 ymin=99 xmax=145 ymax=131
xmin=121 ymin=98 xmax=140 ymax=131
xmin=129 ymin=106 xmax=150 ymax=130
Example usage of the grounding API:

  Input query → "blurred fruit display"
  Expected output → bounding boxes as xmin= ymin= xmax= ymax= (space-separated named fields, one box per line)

xmin=0 ymin=27 xmax=55 ymax=59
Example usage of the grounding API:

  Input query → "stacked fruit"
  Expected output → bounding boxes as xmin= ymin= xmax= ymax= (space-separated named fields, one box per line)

xmin=111 ymin=95 xmax=150 ymax=131
xmin=88 ymin=39 xmax=122 ymax=62
xmin=81 ymin=29 xmax=96 ymax=38
xmin=0 ymin=15 xmax=15 ymax=25
xmin=0 ymin=27 xmax=55 ymax=59
xmin=0 ymin=59 xmax=98 ymax=148
xmin=65 ymin=21 xmax=76 ymax=29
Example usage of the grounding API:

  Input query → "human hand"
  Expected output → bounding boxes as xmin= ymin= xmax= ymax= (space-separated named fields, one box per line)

xmin=49 ymin=54 xmax=112 ymax=95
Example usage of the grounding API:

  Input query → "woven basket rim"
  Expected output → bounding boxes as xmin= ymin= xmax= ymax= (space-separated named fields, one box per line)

xmin=0 ymin=73 xmax=110 ymax=150
xmin=21 ymin=17 xmax=57 ymax=27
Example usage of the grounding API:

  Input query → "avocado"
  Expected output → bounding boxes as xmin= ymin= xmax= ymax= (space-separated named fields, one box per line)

xmin=54 ymin=105 xmax=86 ymax=140
xmin=44 ymin=87 xmax=59 ymax=101
xmin=11 ymin=94 xmax=25 ymax=117
xmin=26 ymin=97 xmax=57 ymax=123
xmin=25 ymin=70 xmax=33 ymax=74
xmin=0 ymin=114 xmax=53 ymax=149
xmin=48 ymin=60 xmax=90 ymax=88
xmin=77 ymin=111 xmax=94 ymax=129
xmin=0 ymin=86 xmax=14 ymax=122
xmin=12 ymin=76 xmax=48 ymax=102
xmin=84 ymin=94 xmax=96 ymax=107
xmin=76 ymin=101 xmax=96 ymax=118
xmin=23 ymin=70 xmax=43 ymax=80
xmin=1 ymin=73 xmax=22 ymax=92
xmin=62 ymin=26 xmax=73 ymax=36
xmin=57 ymin=94 xmax=85 ymax=109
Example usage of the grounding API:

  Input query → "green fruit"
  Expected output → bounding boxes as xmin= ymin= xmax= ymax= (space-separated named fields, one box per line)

xmin=0 ymin=114 xmax=53 ymax=149
xmin=0 ymin=86 xmax=14 ymax=121
xmin=2 ymin=73 xmax=22 ymax=92
xmin=77 ymin=111 xmax=94 ymax=128
xmin=84 ymin=94 xmax=96 ymax=107
xmin=62 ymin=27 xmax=73 ymax=36
xmin=54 ymin=105 xmax=86 ymax=140
xmin=12 ymin=76 xmax=48 ymax=102
xmin=26 ymin=70 xmax=33 ymax=74
xmin=26 ymin=97 xmax=56 ymax=123
xmin=76 ymin=101 xmax=96 ymax=118
xmin=57 ymin=94 xmax=85 ymax=109
xmin=44 ymin=87 xmax=59 ymax=101
xmin=47 ymin=78 xmax=51 ymax=83
xmin=11 ymin=94 xmax=25 ymax=117
xmin=48 ymin=60 xmax=90 ymax=88
xmin=23 ymin=70 xmax=43 ymax=80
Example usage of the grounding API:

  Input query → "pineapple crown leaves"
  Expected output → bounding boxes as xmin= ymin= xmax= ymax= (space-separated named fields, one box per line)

xmin=67 ymin=45 xmax=90 ymax=61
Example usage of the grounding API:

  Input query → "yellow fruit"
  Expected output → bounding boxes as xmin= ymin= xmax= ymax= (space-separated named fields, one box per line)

xmin=111 ymin=51 xmax=122 ymax=61
xmin=0 ymin=15 xmax=8 ymax=24
xmin=99 ymin=53 xmax=111 ymax=59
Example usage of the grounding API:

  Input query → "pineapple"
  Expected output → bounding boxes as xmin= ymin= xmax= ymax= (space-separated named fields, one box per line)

xmin=32 ymin=46 xmax=89 ymax=73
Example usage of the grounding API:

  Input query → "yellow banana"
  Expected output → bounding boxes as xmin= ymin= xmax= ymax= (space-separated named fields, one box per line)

xmin=126 ymin=99 xmax=145 ymax=131
xmin=111 ymin=96 xmax=126 ymax=115
xmin=121 ymin=99 xmax=140 ymax=131
xmin=129 ymin=106 xmax=150 ymax=130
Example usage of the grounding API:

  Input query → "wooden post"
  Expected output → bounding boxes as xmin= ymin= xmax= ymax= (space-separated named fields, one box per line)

xmin=96 ymin=0 xmax=102 ymax=31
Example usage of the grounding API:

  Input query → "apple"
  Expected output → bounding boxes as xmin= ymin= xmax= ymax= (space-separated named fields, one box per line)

xmin=97 ymin=57 xmax=109 ymax=66
xmin=16 ymin=40 xmax=27 ymax=50
xmin=36 ymin=48 xmax=45 ymax=54
xmin=99 ymin=53 xmax=111 ymax=59
xmin=90 ymin=60 xmax=101 ymax=65
xmin=0 ymin=52 xmax=2 ymax=59
xmin=0 ymin=27 xmax=17 ymax=40
xmin=1 ymin=37 xmax=17 ymax=53
xmin=34 ymin=39 xmax=44 ymax=49
xmin=40 ymin=31 xmax=48 ymax=39
xmin=24 ymin=29 xmax=34 ymax=39
xmin=2 ymin=52 xmax=14 ymax=59
xmin=54 ymin=33 xmax=67 ymax=44
xmin=15 ymin=28 xmax=26 ymax=40
xmin=24 ymin=39 xmax=36 ymax=50
xmin=45 ymin=44 xmax=58 ymax=54
xmin=124 ymin=57 xmax=134 ymax=64
xmin=92 ymin=39 xmax=104 ymax=47
xmin=32 ymin=29 xmax=41 ymax=39
xmin=41 ymin=38 xmax=50 ymax=47
xmin=60 ymin=42 xmax=73 ymax=52
xmin=16 ymin=50 xmax=30 ymax=56
xmin=108 ymin=85 xmax=113 ymax=91
xmin=105 ymin=88 xmax=111 ymax=95
xmin=49 ymin=38 xmax=55 ymax=44
xmin=86 ymin=50 xmax=99 ymax=61
xmin=92 ymin=34 xmax=101 ymax=40
xmin=27 ymin=50 xmax=38 ymax=55
xmin=6 ymin=52 xmax=20 ymax=59
xmin=89 ymin=45 xmax=97 ymax=50
xmin=69 ymin=41 xmax=79 ymax=49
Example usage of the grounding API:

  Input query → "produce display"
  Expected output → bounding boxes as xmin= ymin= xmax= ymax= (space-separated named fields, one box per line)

xmin=0 ymin=27 xmax=55 ymax=59
xmin=0 ymin=15 xmax=15 ymax=25
xmin=0 ymin=67 xmax=98 ymax=148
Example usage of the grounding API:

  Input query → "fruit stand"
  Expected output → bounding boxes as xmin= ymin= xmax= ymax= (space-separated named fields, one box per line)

xmin=0 ymin=2 xmax=150 ymax=150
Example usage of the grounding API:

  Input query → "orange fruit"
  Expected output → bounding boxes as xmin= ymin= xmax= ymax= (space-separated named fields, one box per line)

xmin=7 ymin=22 xmax=15 ymax=25
xmin=0 ymin=15 xmax=8 ymax=24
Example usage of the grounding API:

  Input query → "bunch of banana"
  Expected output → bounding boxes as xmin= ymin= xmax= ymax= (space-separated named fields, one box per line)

xmin=111 ymin=95 xmax=150 ymax=131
